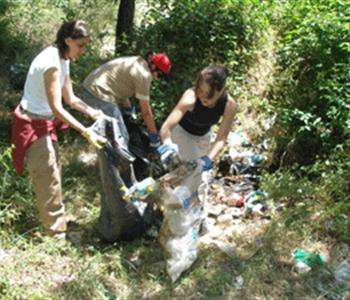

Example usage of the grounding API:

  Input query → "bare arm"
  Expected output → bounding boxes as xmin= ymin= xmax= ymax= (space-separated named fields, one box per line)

xmin=160 ymin=88 xmax=195 ymax=144
xmin=44 ymin=68 xmax=86 ymax=133
xmin=138 ymin=99 xmax=158 ymax=134
xmin=207 ymin=96 xmax=237 ymax=160
xmin=62 ymin=74 xmax=101 ymax=120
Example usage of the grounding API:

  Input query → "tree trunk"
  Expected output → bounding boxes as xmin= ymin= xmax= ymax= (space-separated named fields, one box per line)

xmin=115 ymin=0 xmax=135 ymax=55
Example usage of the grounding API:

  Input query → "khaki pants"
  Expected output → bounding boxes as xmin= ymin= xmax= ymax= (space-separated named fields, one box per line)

xmin=21 ymin=106 xmax=67 ymax=236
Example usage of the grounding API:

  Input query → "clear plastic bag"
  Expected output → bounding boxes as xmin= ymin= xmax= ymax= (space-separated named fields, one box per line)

xmin=158 ymin=161 xmax=203 ymax=282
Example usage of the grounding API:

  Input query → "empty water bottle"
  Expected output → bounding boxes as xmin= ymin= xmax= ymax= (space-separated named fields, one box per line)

xmin=123 ymin=177 xmax=157 ymax=202
xmin=173 ymin=185 xmax=192 ymax=209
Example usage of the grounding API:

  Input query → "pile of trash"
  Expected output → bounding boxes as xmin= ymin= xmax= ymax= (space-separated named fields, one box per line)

xmin=203 ymin=129 xmax=270 ymax=239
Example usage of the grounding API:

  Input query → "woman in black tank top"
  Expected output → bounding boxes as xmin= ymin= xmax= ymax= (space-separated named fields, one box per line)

xmin=159 ymin=65 xmax=237 ymax=169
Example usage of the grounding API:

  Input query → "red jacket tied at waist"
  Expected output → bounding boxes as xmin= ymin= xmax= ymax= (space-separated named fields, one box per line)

xmin=11 ymin=105 xmax=69 ymax=175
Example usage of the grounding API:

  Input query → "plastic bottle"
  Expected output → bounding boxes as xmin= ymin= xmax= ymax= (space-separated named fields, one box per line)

xmin=123 ymin=177 xmax=157 ymax=201
xmin=173 ymin=185 xmax=192 ymax=209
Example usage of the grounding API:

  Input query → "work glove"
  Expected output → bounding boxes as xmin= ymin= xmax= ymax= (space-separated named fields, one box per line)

xmin=122 ymin=106 xmax=136 ymax=117
xmin=157 ymin=142 xmax=179 ymax=165
xmin=148 ymin=132 xmax=161 ymax=149
xmin=81 ymin=127 xmax=107 ymax=150
xmin=197 ymin=155 xmax=213 ymax=171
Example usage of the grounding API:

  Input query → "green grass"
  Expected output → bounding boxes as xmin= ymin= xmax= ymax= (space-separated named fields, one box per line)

xmin=1 ymin=185 xmax=347 ymax=300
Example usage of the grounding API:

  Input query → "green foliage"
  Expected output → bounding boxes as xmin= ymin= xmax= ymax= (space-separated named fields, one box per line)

xmin=0 ymin=146 xmax=36 ymax=229
xmin=133 ymin=0 xmax=269 ymax=124
xmin=270 ymin=0 xmax=350 ymax=165
xmin=261 ymin=139 xmax=350 ymax=243
xmin=0 ymin=0 xmax=65 ymax=64
xmin=308 ymin=142 xmax=350 ymax=243
xmin=0 ymin=0 xmax=29 ymax=63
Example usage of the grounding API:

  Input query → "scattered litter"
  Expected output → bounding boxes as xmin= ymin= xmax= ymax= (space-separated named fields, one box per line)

xmin=227 ymin=130 xmax=251 ymax=148
xmin=292 ymin=248 xmax=326 ymax=273
xmin=233 ymin=275 xmax=244 ymax=289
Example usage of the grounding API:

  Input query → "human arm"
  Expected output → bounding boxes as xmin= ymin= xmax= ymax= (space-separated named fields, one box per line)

xmin=206 ymin=95 xmax=237 ymax=160
xmin=160 ymin=88 xmax=195 ymax=144
xmin=138 ymin=99 xmax=158 ymax=134
xmin=62 ymin=74 xmax=104 ymax=120
xmin=45 ymin=69 xmax=106 ymax=148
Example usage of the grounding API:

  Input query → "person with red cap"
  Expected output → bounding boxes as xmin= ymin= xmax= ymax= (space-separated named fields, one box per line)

xmin=82 ymin=52 xmax=172 ymax=148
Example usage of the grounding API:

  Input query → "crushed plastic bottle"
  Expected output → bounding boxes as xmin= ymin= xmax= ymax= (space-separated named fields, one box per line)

xmin=122 ymin=177 xmax=158 ymax=202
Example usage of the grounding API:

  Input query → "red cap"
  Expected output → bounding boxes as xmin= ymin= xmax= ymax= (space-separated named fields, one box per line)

xmin=151 ymin=53 xmax=171 ymax=74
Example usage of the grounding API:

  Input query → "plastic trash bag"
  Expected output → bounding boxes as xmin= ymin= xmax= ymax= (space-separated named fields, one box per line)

xmin=158 ymin=161 xmax=204 ymax=282
xmin=91 ymin=117 xmax=152 ymax=242
xmin=123 ymin=114 xmax=164 ymax=180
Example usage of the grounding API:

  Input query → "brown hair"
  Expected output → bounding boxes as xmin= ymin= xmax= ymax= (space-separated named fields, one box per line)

xmin=195 ymin=65 xmax=229 ymax=99
xmin=55 ymin=20 xmax=90 ymax=58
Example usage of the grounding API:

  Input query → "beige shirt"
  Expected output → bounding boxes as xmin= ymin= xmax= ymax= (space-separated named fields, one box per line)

xmin=83 ymin=56 xmax=152 ymax=104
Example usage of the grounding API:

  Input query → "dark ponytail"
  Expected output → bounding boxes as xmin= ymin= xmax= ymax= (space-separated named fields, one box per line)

xmin=55 ymin=20 xmax=90 ymax=58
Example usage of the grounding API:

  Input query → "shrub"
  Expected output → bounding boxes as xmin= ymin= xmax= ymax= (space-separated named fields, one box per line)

xmin=270 ymin=0 xmax=350 ymax=165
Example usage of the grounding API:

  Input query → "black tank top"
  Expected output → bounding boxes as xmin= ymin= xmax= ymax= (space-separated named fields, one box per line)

xmin=179 ymin=92 xmax=228 ymax=136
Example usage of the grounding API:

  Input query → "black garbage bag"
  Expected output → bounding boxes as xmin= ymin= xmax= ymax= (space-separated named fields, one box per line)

xmin=123 ymin=114 xmax=164 ymax=180
xmin=91 ymin=117 xmax=149 ymax=242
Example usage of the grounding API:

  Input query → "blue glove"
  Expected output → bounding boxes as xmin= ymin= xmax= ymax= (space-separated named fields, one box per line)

xmin=197 ymin=155 xmax=213 ymax=171
xmin=157 ymin=143 xmax=179 ymax=165
xmin=122 ymin=106 xmax=136 ymax=116
xmin=149 ymin=132 xmax=161 ymax=148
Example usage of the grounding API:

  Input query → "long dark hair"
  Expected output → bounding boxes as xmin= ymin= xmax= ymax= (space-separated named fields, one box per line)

xmin=55 ymin=20 xmax=90 ymax=58
xmin=195 ymin=65 xmax=229 ymax=99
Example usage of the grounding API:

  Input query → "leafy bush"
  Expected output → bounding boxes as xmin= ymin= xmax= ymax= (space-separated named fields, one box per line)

xmin=0 ymin=1 xmax=29 ymax=64
xmin=309 ymin=141 xmax=350 ymax=242
xmin=270 ymin=0 xmax=350 ymax=165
